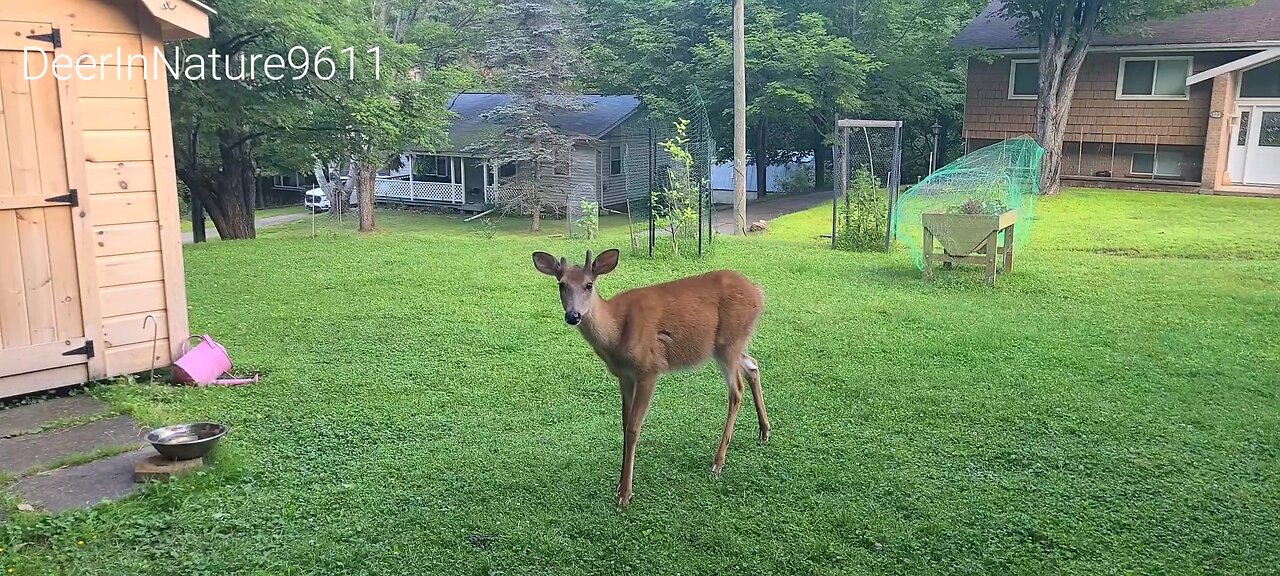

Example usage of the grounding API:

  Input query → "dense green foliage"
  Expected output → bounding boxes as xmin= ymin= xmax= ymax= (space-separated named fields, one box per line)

xmin=584 ymin=0 xmax=986 ymax=184
xmin=470 ymin=0 xmax=590 ymax=231
xmin=835 ymin=167 xmax=887 ymax=251
xmin=171 ymin=0 xmax=471 ymax=235
xmin=4 ymin=190 xmax=1278 ymax=574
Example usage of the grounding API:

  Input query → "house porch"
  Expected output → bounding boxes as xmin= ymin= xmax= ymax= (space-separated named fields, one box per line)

xmin=375 ymin=153 xmax=508 ymax=211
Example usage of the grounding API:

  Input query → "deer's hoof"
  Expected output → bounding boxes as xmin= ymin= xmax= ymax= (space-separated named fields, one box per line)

xmin=758 ymin=428 xmax=771 ymax=445
xmin=710 ymin=463 xmax=724 ymax=476
xmin=616 ymin=491 xmax=633 ymax=510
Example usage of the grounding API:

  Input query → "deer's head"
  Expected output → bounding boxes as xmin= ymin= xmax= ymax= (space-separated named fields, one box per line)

xmin=532 ymin=248 xmax=620 ymax=326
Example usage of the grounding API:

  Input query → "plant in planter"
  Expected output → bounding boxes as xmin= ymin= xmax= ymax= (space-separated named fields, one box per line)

xmin=921 ymin=195 xmax=1019 ymax=284
xmin=948 ymin=196 xmax=1009 ymax=216
xmin=890 ymin=135 xmax=1045 ymax=284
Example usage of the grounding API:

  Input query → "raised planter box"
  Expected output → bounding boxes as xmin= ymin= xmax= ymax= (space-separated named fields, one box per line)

xmin=921 ymin=209 xmax=1017 ymax=285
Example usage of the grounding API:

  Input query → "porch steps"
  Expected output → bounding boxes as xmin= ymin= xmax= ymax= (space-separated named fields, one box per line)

xmin=377 ymin=198 xmax=491 ymax=213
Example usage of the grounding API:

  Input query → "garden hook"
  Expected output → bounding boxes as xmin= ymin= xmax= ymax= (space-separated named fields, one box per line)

xmin=143 ymin=314 xmax=159 ymax=383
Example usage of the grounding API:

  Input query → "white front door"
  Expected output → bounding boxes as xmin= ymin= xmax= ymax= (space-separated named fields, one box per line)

xmin=1243 ymin=107 xmax=1280 ymax=186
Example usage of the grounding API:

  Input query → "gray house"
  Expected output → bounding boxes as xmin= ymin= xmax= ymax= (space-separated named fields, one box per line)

xmin=375 ymin=93 xmax=651 ymax=212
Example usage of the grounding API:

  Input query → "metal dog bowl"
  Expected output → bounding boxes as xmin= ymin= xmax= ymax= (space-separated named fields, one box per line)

xmin=145 ymin=422 xmax=228 ymax=460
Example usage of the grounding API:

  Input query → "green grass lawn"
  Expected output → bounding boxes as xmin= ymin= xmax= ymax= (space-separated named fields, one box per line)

xmin=4 ymin=189 xmax=1278 ymax=575
xmin=181 ymin=205 xmax=309 ymax=233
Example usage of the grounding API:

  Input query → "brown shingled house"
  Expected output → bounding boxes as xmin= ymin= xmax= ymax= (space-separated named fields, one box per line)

xmin=953 ymin=0 xmax=1280 ymax=196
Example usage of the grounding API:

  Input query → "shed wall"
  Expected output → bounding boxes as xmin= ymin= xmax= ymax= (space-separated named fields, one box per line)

xmin=0 ymin=0 xmax=189 ymax=396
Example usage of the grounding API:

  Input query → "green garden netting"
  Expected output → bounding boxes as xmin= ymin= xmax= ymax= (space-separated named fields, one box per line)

xmin=892 ymin=135 xmax=1045 ymax=270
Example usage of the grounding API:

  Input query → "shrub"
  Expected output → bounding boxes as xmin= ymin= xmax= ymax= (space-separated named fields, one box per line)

xmin=653 ymin=118 xmax=701 ymax=256
xmin=835 ymin=167 xmax=887 ymax=252
xmin=776 ymin=163 xmax=816 ymax=195
xmin=948 ymin=197 xmax=1010 ymax=215
xmin=574 ymin=199 xmax=599 ymax=240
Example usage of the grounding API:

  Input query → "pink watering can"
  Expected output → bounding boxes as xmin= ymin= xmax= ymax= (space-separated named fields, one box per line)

xmin=172 ymin=335 xmax=259 ymax=387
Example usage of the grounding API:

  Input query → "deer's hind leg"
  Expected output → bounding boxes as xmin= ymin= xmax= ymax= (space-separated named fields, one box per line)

xmin=712 ymin=348 xmax=746 ymax=475
xmin=741 ymin=353 xmax=770 ymax=444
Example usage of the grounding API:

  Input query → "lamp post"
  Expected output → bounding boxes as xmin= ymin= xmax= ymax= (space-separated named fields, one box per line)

xmin=929 ymin=121 xmax=943 ymax=175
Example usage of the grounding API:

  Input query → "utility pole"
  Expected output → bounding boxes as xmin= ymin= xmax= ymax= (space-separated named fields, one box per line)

xmin=732 ymin=0 xmax=747 ymax=235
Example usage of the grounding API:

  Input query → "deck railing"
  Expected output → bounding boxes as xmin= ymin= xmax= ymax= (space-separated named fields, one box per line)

xmin=374 ymin=179 xmax=465 ymax=204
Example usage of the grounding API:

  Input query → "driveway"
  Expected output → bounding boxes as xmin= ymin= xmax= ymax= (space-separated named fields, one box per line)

xmin=713 ymin=190 xmax=831 ymax=234
xmin=182 ymin=213 xmax=309 ymax=244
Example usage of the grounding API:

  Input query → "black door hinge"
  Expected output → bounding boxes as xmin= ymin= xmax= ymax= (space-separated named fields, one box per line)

xmin=63 ymin=340 xmax=95 ymax=359
xmin=26 ymin=28 xmax=62 ymax=49
xmin=45 ymin=189 xmax=78 ymax=207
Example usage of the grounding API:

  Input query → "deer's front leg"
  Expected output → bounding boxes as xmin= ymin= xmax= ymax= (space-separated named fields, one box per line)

xmin=617 ymin=373 xmax=657 ymax=509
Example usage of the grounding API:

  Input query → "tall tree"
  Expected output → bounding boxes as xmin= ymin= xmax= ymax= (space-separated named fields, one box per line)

xmin=475 ymin=0 xmax=590 ymax=232
xmin=582 ymin=0 xmax=977 ymax=188
xmin=695 ymin=6 xmax=874 ymax=193
xmin=997 ymin=0 xmax=1242 ymax=194
xmin=171 ymin=0 xmax=477 ymax=238
xmin=170 ymin=0 xmax=352 ymax=239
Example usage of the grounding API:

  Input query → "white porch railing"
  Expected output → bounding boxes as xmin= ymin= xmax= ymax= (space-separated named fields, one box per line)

xmin=375 ymin=178 xmax=465 ymax=204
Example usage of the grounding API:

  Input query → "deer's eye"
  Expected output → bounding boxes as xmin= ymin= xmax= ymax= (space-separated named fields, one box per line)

xmin=584 ymin=282 xmax=594 ymax=290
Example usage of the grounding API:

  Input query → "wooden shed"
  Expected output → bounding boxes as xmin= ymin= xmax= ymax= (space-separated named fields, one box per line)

xmin=0 ymin=0 xmax=211 ymax=398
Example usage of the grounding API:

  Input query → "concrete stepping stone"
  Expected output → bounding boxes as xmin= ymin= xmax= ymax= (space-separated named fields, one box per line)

xmin=9 ymin=448 xmax=153 ymax=514
xmin=0 ymin=395 xmax=112 ymax=438
xmin=0 ymin=415 xmax=146 ymax=476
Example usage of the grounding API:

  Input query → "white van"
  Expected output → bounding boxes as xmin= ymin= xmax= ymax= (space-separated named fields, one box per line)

xmin=303 ymin=178 xmax=358 ymax=212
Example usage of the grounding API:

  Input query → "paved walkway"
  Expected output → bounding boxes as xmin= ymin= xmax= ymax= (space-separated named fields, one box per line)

xmin=0 ymin=396 xmax=157 ymax=514
xmin=182 ymin=213 xmax=309 ymax=244
xmin=712 ymin=191 xmax=832 ymax=235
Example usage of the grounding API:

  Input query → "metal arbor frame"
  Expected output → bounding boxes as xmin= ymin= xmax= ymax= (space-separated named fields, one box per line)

xmin=832 ymin=118 xmax=904 ymax=251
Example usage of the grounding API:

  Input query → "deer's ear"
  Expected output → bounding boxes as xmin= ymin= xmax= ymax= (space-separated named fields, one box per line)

xmin=592 ymin=249 xmax=620 ymax=276
xmin=532 ymin=252 xmax=562 ymax=277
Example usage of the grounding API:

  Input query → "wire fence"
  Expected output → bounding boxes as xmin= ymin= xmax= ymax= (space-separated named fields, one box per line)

xmin=620 ymin=87 xmax=716 ymax=258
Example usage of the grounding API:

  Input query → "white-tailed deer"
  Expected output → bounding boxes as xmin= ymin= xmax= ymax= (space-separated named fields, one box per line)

xmin=532 ymin=248 xmax=770 ymax=508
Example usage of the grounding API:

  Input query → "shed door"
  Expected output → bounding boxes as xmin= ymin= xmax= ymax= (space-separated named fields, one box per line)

xmin=0 ymin=25 xmax=94 ymax=378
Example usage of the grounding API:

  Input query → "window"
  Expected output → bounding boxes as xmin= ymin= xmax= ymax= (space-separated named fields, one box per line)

xmin=609 ymin=145 xmax=623 ymax=175
xmin=1008 ymin=59 xmax=1039 ymax=99
xmin=1131 ymin=150 xmax=1183 ymax=177
xmin=554 ymin=148 xmax=571 ymax=175
xmin=1118 ymin=57 xmax=1191 ymax=99
xmin=413 ymin=154 xmax=449 ymax=178
xmin=1238 ymin=112 xmax=1251 ymax=146
xmin=499 ymin=163 xmax=517 ymax=177
xmin=1240 ymin=60 xmax=1280 ymax=99
xmin=1261 ymin=112 xmax=1280 ymax=148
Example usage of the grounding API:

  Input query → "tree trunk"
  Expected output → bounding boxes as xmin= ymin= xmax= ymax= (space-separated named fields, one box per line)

xmin=190 ymin=193 xmax=207 ymax=243
xmin=1033 ymin=0 xmax=1099 ymax=196
xmin=531 ymin=162 xmax=542 ymax=232
xmin=358 ymin=162 xmax=376 ymax=232
xmin=814 ymin=132 xmax=827 ymax=191
xmin=174 ymin=128 xmax=258 ymax=240
xmin=732 ymin=0 xmax=747 ymax=234
xmin=754 ymin=120 xmax=768 ymax=197
xmin=330 ymin=162 xmax=355 ymax=219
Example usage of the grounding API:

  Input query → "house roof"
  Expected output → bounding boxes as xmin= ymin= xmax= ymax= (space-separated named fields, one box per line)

xmin=951 ymin=0 xmax=1280 ymax=51
xmin=442 ymin=93 xmax=642 ymax=151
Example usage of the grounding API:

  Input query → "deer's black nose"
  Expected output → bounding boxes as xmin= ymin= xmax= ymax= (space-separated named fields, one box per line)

xmin=564 ymin=311 xmax=581 ymax=325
